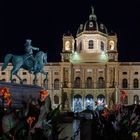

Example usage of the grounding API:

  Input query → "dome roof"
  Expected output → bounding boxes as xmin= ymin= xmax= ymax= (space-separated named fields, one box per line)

xmin=77 ymin=7 xmax=108 ymax=35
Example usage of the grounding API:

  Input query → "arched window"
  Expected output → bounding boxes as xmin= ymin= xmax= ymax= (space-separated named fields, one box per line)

xmin=124 ymin=96 xmax=128 ymax=104
xmin=97 ymin=94 xmax=106 ymax=110
xmin=133 ymin=95 xmax=139 ymax=104
xmin=85 ymin=94 xmax=93 ymax=110
xmin=54 ymin=95 xmax=59 ymax=104
xmin=109 ymin=40 xmax=115 ymax=50
xmin=62 ymin=92 xmax=67 ymax=109
xmin=101 ymin=41 xmax=104 ymax=51
xmin=74 ymin=77 xmax=81 ymax=88
xmin=88 ymin=40 xmax=94 ymax=49
xmin=98 ymin=77 xmax=105 ymax=88
xmin=97 ymin=94 xmax=105 ymax=99
xmin=122 ymin=79 xmax=128 ymax=88
xmin=65 ymin=41 xmax=70 ymax=51
xmin=1 ymin=79 xmax=6 ymax=82
xmin=23 ymin=78 xmax=27 ymax=84
xmin=133 ymin=78 xmax=139 ymax=88
xmin=54 ymin=79 xmax=59 ymax=90
xmin=73 ymin=94 xmax=82 ymax=112
xmin=86 ymin=77 xmax=92 ymax=88
xmin=79 ymin=42 xmax=82 ymax=51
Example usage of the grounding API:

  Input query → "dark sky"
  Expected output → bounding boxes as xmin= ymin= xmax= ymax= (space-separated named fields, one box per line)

xmin=1 ymin=0 xmax=140 ymax=62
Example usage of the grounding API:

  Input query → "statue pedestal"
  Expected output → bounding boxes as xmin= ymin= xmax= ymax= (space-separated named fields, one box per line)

xmin=0 ymin=81 xmax=43 ymax=108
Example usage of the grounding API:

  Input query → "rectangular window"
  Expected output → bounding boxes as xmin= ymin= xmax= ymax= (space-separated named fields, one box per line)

xmin=75 ymin=69 xmax=80 ymax=72
xmin=122 ymin=72 xmax=127 ymax=75
xmin=134 ymin=72 xmax=138 ymax=75
xmin=54 ymin=72 xmax=59 ymax=75
xmin=98 ymin=69 xmax=103 ymax=73
xmin=87 ymin=69 xmax=92 ymax=73
xmin=88 ymin=40 xmax=94 ymax=49
xmin=1 ymin=72 xmax=5 ymax=75
xmin=23 ymin=72 xmax=27 ymax=75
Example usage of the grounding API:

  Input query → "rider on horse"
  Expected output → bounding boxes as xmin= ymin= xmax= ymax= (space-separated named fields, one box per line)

xmin=24 ymin=39 xmax=39 ymax=72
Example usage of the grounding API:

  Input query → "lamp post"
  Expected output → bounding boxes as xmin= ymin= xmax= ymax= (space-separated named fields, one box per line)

xmin=115 ymin=84 xmax=118 ymax=104
xmin=45 ymin=72 xmax=48 ymax=90
xmin=61 ymin=82 xmax=64 ymax=110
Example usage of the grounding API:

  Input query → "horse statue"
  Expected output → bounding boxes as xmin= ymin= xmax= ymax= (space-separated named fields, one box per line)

xmin=1 ymin=51 xmax=48 ymax=85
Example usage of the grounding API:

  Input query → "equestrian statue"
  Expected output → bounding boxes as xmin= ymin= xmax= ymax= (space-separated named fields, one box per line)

xmin=1 ymin=39 xmax=48 ymax=85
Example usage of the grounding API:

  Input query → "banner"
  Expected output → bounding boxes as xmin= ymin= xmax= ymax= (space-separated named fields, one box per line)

xmin=120 ymin=90 xmax=127 ymax=104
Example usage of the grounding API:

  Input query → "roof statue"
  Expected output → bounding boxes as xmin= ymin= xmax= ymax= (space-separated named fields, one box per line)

xmin=1 ymin=39 xmax=48 ymax=85
xmin=91 ymin=6 xmax=94 ymax=15
xmin=89 ymin=6 xmax=97 ymax=20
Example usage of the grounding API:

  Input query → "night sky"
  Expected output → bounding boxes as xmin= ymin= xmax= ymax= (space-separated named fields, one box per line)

xmin=1 ymin=0 xmax=140 ymax=62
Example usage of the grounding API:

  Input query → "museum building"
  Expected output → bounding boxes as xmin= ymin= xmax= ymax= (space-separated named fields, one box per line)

xmin=0 ymin=7 xmax=140 ymax=112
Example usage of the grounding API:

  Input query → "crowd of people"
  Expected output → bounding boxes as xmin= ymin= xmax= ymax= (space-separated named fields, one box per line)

xmin=76 ymin=104 xmax=140 ymax=140
xmin=1 ymin=86 xmax=140 ymax=140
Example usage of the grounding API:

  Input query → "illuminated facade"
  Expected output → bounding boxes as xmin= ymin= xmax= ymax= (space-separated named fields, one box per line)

xmin=0 ymin=7 xmax=140 ymax=111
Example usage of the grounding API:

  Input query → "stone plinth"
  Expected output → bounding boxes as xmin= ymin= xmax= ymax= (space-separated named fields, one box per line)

xmin=0 ymin=81 xmax=43 ymax=107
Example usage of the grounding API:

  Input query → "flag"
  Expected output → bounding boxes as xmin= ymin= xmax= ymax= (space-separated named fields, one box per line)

xmin=120 ymin=90 xmax=127 ymax=104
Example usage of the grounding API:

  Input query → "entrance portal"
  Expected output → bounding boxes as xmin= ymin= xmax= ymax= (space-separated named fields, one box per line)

xmin=96 ymin=94 xmax=106 ymax=110
xmin=73 ymin=94 xmax=82 ymax=112
xmin=85 ymin=94 xmax=93 ymax=110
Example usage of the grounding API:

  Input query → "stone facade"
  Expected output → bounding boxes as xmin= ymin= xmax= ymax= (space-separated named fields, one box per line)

xmin=0 ymin=7 xmax=140 ymax=111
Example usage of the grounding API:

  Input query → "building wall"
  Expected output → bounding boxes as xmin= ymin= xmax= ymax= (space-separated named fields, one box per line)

xmin=119 ymin=62 xmax=140 ymax=105
xmin=1 ymin=61 xmax=140 ymax=111
xmin=1 ymin=7 xmax=140 ymax=111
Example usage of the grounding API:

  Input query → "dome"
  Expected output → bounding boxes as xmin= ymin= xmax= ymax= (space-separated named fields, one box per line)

xmin=77 ymin=6 xmax=108 ymax=35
